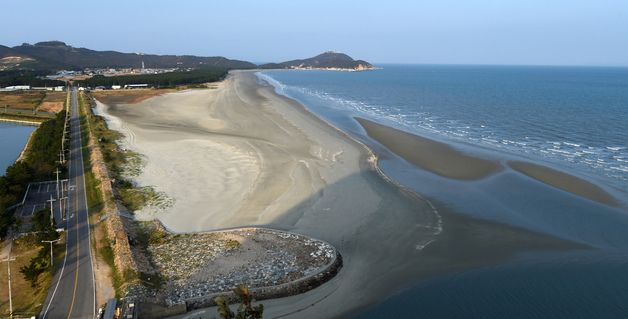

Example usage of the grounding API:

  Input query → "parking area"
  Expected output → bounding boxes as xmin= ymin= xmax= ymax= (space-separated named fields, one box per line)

xmin=14 ymin=179 xmax=69 ymax=228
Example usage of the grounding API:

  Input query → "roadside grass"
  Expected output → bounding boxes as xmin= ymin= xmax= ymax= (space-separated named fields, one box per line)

xmin=79 ymin=108 xmax=103 ymax=212
xmin=0 ymin=113 xmax=49 ymax=123
xmin=132 ymin=222 xmax=166 ymax=291
xmin=98 ymin=223 xmax=124 ymax=298
xmin=0 ymin=233 xmax=65 ymax=317
xmin=85 ymin=94 xmax=169 ymax=212
xmin=80 ymin=92 xmax=172 ymax=297
xmin=78 ymin=92 xmax=120 ymax=298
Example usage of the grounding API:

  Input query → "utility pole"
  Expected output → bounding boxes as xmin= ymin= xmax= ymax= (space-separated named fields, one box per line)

xmin=54 ymin=168 xmax=61 ymax=201
xmin=59 ymin=196 xmax=68 ymax=221
xmin=59 ymin=149 xmax=65 ymax=165
xmin=47 ymin=195 xmax=56 ymax=228
xmin=41 ymin=239 xmax=61 ymax=267
xmin=1 ymin=240 xmax=16 ymax=319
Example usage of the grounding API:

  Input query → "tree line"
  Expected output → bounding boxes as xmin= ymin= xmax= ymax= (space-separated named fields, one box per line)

xmin=0 ymin=110 xmax=66 ymax=238
xmin=0 ymin=70 xmax=65 ymax=88
xmin=77 ymin=67 xmax=228 ymax=88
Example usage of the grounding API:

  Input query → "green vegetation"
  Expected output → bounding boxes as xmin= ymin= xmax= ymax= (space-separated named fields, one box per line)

xmin=78 ymin=102 xmax=103 ymax=211
xmin=19 ymin=209 xmax=60 ymax=287
xmin=78 ymin=92 xmax=127 ymax=298
xmin=79 ymin=92 xmax=166 ymax=212
xmin=0 ymin=70 xmax=64 ymax=87
xmin=0 ymin=109 xmax=66 ymax=238
xmin=258 ymin=51 xmax=373 ymax=70
xmin=77 ymin=67 xmax=228 ymax=88
xmin=99 ymin=230 xmax=125 ymax=298
xmin=0 ymin=113 xmax=51 ymax=123
xmin=225 ymin=239 xmax=242 ymax=250
xmin=6 ymin=41 xmax=256 ymax=70
xmin=0 ymin=233 xmax=61 ymax=317
xmin=215 ymin=286 xmax=264 ymax=319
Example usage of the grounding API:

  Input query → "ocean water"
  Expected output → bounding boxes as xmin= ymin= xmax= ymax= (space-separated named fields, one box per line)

xmin=259 ymin=65 xmax=628 ymax=191
xmin=0 ymin=121 xmax=35 ymax=173
xmin=353 ymin=250 xmax=628 ymax=319
xmin=258 ymin=66 xmax=628 ymax=318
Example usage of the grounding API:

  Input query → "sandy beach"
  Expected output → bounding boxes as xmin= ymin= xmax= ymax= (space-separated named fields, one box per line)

xmin=95 ymin=71 xmax=585 ymax=318
xmin=96 ymin=72 xmax=416 ymax=232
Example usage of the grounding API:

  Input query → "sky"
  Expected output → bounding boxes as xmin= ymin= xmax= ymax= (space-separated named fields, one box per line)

xmin=1 ymin=0 xmax=627 ymax=66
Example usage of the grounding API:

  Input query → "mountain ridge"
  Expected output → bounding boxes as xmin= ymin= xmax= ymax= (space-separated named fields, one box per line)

xmin=0 ymin=41 xmax=374 ymax=72
xmin=1 ymin=41 xmax=256 ymax=70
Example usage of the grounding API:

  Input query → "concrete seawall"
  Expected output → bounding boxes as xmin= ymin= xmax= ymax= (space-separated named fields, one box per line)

xmin=136 ymin=227 xmax=343 ymax=318
xmin=185 ymin=248 xmax=343 ymax=310
xmin=84 ymin=97 xmax=138 ymax=278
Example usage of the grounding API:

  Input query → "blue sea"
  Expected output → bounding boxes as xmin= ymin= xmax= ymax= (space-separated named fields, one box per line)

xmin=259 ymin=65 xmax=628 ymax=191
xmin=0 ymin=121 xmax=35 ymax=173
xmin=258 ymin=65 xmax=628 ymax=319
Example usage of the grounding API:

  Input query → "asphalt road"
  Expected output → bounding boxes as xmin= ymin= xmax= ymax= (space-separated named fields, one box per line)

xmin=41 ymin=88 xmax=96 ymax=319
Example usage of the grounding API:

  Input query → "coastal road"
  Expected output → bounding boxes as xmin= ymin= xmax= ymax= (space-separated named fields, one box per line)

xmin=41 ymin=88 xmax=96 ymax=318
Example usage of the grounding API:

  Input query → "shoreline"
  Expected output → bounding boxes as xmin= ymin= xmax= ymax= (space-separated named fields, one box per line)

xmin=95 ymin=71 xmax=588 ymax=318
xmin=354 ymin=117 xmax=621 ymax=207
xmin=0 ymin=120 xmax=38 ymax=173
xmin=508 ymin=160 xmax=619 ymax=207
xmin=355 ymin=117 xmax=503 ymax=180
xmin=15 ymin=130 xmax=36 ymax=162
xmin=0 ymin=117 xmax=42 ymax=125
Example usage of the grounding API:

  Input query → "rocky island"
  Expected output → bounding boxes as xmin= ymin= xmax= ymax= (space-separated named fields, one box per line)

xmin=259 ymin=51 xmax=375 ymax=71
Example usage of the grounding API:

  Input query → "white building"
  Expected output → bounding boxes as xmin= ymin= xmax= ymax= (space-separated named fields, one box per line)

xmin=1 ymin=85 xmax=31 ymax=91
xmin=111 ymin=85 xmax=122 ymax=90
xmin=124 ymin=84 xmax=149 ymax=89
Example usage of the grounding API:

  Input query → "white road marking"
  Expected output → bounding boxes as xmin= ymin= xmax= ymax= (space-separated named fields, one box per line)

xmin=41 ymin=192 xmax=71 ymax=319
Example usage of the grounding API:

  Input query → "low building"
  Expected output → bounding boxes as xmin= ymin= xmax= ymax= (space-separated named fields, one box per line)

xmin=111 ymin=85 xmax=122 ymax=90
xmin=1 ymin=85 xmax=31 ymax=91
xmin=124 ymin=83 xmax=149 ymax=89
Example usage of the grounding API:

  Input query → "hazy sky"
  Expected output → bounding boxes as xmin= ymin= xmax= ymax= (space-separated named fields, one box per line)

xmin=1 ymin=0 xmax=627 ymax=66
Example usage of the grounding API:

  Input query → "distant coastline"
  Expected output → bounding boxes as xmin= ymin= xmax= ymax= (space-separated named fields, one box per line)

xmin=285 ymin=65 xmax=381 ymax=72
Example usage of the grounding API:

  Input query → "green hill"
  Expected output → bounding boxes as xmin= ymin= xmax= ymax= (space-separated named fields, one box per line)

xmin=259 ymin=51 xmax=374 ymax=70
xmin=4 ymin=41 xmax=256 ymax=70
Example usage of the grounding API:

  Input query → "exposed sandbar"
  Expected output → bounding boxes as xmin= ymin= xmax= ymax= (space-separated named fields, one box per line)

xmin=509 ymin=160 xmax=618 ymax=207
xmin=355 ymin=117 xmax=502 ymax=179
